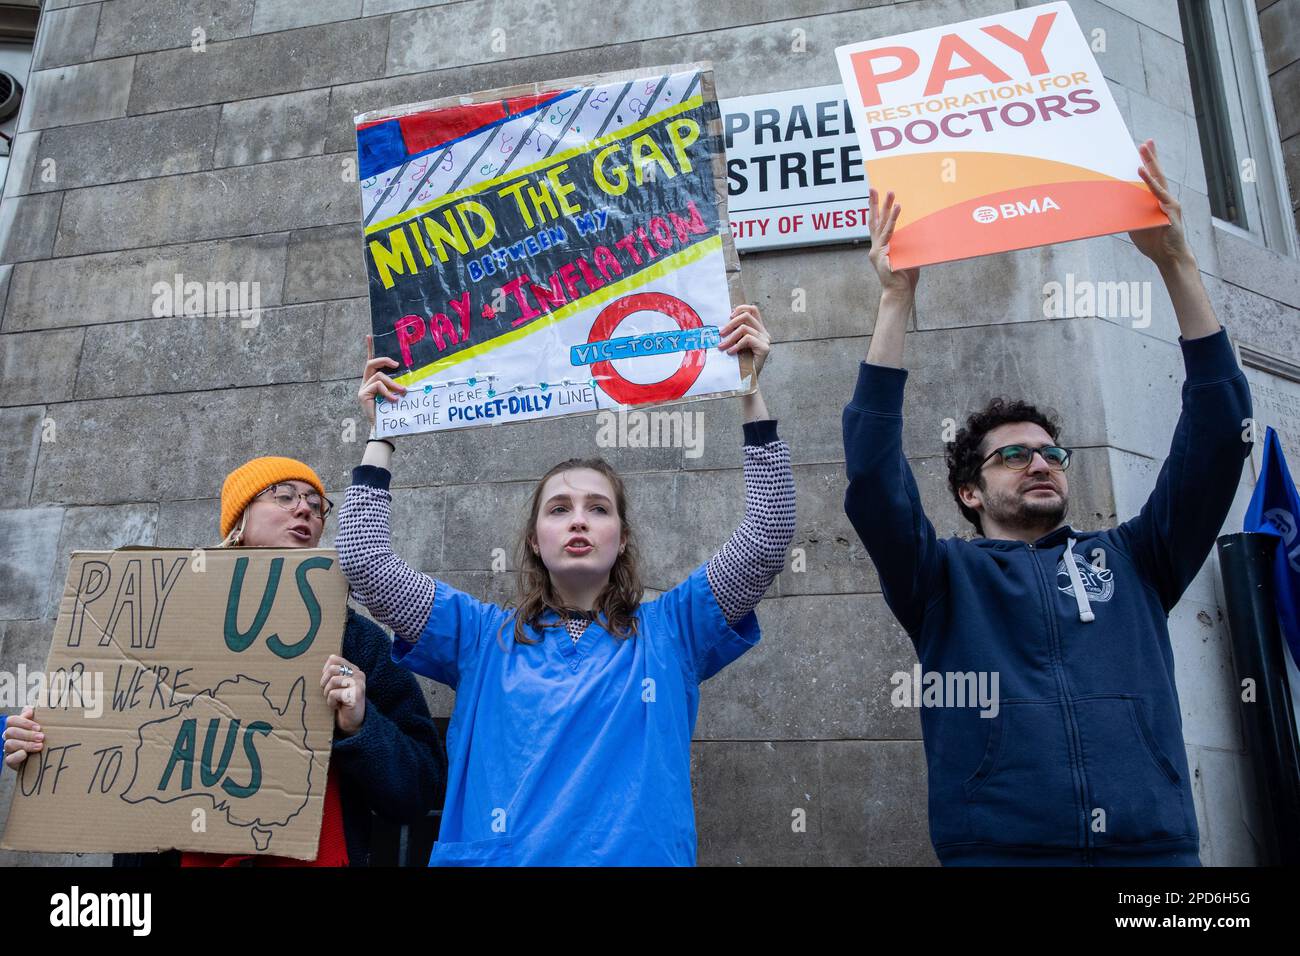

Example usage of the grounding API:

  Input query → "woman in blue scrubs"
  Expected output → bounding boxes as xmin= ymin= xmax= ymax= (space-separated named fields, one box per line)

xmin=336 ymin=304 xmax=795 ymax=865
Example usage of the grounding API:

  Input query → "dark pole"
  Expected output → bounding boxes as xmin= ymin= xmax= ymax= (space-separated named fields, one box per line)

xmin=1216 ymin=532 xmax=1300 ymax=865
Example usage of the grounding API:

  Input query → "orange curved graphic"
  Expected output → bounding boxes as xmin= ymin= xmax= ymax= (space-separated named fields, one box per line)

xmin=867 ymin=151 xmax=1149 ymax=224
xmin=885 ymin=178 xmax=1167 ymax=269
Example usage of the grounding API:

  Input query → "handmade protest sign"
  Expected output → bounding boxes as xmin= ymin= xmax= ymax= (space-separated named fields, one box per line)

xmin=0 ymin=549 xmax=347 ymax=860
xmin=834 ymin=1 xmax=1166 ymax=268
xmin=354 ymin=62 xmax=749 ymax=438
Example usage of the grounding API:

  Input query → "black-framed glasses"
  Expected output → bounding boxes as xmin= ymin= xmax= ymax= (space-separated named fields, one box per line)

xmin=979 ymin=444 xmax=1072 ymax=472
xmin=255 ymin=483 xmax=333 ymax=520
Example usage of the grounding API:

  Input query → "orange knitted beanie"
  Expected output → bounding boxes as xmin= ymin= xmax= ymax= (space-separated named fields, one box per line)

xmin=220 ymin=456 xmax=327 ymax=537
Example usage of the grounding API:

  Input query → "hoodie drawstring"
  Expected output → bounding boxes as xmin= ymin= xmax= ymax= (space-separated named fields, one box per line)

xmin=1064 ymin=536 xmax=1095 ymax=623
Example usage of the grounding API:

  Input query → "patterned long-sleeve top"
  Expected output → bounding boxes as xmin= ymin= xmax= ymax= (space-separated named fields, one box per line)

xmin=336 ymin=419 xmax=796 ymax=643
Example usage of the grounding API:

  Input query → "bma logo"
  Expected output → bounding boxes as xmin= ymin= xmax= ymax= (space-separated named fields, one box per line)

xmin=972 ymin=196 xmax=1062 ymax=224
xmin=1057 ymin=554 xmax=1115 ymax=602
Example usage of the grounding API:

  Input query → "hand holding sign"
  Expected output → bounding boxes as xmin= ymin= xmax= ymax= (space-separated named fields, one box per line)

xmin=868 ymin=187 xmax=920 ymax=297
xmin=718 ymin=305 xmax=770 ymax=379
xmin=320 ymin=654 xmax=366 ymax=737
xmin=1128 ymin=140 xmax=1193 ymax=271
xmin=2 ymin=706 xmax=41 ymax=770
xmin=359 ymin=334 xmax=407 ymax=430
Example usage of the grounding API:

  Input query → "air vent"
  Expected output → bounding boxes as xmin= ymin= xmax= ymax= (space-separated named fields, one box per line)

xmin=0 ymin=70 xmax=21 ymax=122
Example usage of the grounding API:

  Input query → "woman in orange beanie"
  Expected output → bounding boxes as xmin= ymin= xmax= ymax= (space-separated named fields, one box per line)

xmin=4 ymin=455 xmax=447 ymax=867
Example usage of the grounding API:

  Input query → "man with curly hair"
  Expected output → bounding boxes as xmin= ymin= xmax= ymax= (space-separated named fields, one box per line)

xmin=841 ymin=141 xmax=1253 ymax=865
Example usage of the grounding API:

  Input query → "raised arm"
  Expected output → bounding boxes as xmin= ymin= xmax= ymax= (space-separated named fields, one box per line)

xmin=842 ymin=189 xmax=943 ymax=639
xmin=1112 ymin=140 xmax=1252 ymax=609
xmin=336 ymin=468 xmax=436 ymax=644
xmin=336 ymin=337 xmax=435 ymax=645
xmin=864 ymin=188 xmax=919 ymax=369
xmin=1129 ymin=139 xmax=1219 ymax=342
xmin=705 ymin=421 xmax=796 ymax=625
xmin=706 ymin=307 xmax=796 ymax=624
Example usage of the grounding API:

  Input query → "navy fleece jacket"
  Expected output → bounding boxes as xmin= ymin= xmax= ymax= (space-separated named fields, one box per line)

xmin=331 ymin=607 xmax=447 ymax=864
xmin=843 ymin=328 xmax=1251 ymax=866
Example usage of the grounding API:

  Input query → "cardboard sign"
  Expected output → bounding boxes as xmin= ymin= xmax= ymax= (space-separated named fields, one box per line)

xmin=1 ymin=549 xmax=348 ymax=860
xmin=835 ymin=1 xmax=1166 ymax=268
xmin=355 ymin=62 xmax=749 ymax=438
xmin=722 ymin=84 xmax=871 ymax=251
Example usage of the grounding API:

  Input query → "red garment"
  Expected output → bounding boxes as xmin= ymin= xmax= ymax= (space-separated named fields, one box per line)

xmin=181 ymin=762 xmax=349 ymax=868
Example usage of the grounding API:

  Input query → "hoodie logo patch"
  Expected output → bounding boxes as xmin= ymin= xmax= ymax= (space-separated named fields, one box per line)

xmin=1056 ymin=554 xmax=1114 ymax=602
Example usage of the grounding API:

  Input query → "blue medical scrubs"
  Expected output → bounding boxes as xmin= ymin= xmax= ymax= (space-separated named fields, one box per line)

xmin=392 ymin=562 xmax=759 ymax=865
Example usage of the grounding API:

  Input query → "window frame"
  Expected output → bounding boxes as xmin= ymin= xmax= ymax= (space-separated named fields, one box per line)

xmin=1185 ymin=0 xmax=1298 ymax=257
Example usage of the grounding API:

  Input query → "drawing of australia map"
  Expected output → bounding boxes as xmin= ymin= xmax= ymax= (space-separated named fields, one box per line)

xmin=121 ymin=675 xmax=315 ymax=853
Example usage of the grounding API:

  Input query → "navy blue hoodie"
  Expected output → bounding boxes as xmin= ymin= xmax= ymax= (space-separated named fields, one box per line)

xmin=842 ymin=329 xmax=1251 ymax=865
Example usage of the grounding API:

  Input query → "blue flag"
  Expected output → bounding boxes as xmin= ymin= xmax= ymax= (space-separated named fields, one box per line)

xmin=1244 ymin=426 xmax=1300 ymax=668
